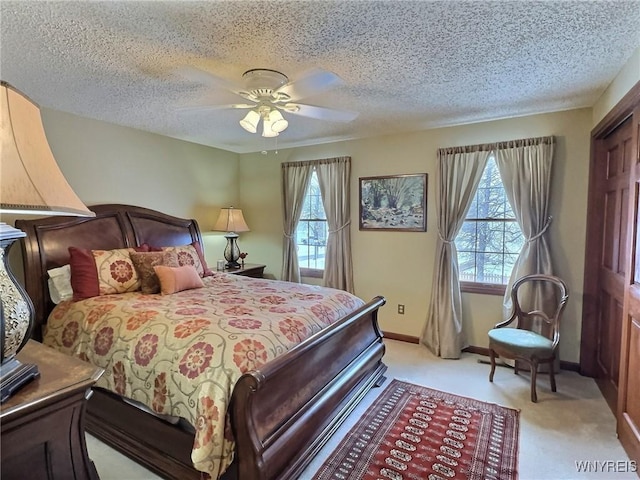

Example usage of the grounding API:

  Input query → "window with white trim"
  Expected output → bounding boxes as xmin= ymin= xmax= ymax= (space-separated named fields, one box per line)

xmin=296 ymin=170 xmax=327 ymax=276
xmin=455 ymin=155 xmax=524 ymax=293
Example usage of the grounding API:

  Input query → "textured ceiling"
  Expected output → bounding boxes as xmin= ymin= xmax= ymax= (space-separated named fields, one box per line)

xmin=1 ymin=1 xmax=639 ymax=154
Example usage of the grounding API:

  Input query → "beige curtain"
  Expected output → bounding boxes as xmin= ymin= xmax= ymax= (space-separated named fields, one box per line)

xmin=316 ymin=157 xmax=354 ymax=292
xmin=281 ymin=161 xmax=313 ymax=283
xmin=421 ymin=145 xmax=490 ymax=359
xmin=495 ymin=136 xmax=556 ymax=322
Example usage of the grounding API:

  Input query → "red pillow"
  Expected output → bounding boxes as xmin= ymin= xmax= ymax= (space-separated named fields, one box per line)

xmin=69 ymin=247 xmax=100 ymax=301
xmin=192 ymin=241 xmax=213 ymax=276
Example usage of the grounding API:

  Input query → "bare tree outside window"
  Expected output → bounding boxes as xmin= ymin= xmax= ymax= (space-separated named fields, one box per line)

xmin=455 ymin=156 xmax=523 ymax=286
xmin=296 ymin=171 xmax=327 ymax=273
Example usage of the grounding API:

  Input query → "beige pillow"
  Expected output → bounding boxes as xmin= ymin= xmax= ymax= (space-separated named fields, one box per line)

xmin=154 ymin=265 xmax=204 ymax=295
xmin=93 ymin=248 xmax=141 ymax=295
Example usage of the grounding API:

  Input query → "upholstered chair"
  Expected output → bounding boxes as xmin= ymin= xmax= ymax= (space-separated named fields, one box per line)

xmin=488 ymin=274 xmax=569 ymax=402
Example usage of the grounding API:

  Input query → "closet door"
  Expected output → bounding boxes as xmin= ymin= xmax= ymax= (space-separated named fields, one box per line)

xmin=582 ymin=82 xmax=639 ymax=466
xmin=617 ymin=103 xmax=640 ymax=465
xmin=600 ymin=118 xmax=632 ymax=411
xmin=582 ymin=116 xmax=633 ymax=411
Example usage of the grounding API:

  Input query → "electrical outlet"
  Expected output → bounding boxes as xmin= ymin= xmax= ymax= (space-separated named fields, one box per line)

xmin=397 ymin=304 xmax=405 ymax=315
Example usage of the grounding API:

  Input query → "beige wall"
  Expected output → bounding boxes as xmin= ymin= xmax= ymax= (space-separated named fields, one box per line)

xmin=38 ymin=109 xmax=240 ymax=223
xmin=239 ymin=108 xmax=592 ymax=363
xmin=592 ymin=46 xmax=640 ymax=127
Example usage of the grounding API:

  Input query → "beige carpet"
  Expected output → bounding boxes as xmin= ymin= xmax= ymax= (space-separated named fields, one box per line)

xmin=86 ymin=339 xmax=635 ymax=479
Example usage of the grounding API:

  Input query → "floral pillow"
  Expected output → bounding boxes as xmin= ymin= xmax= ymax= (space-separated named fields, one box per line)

xmin=160 ymin=241 xmax=213 ymax=277
xmin=93 ymin=248 xmax=142 ymax=295
xmin=130 ymin=251 xmax=180 ymax=294
xmin=69 ymin=245 xmax=149 ymax=301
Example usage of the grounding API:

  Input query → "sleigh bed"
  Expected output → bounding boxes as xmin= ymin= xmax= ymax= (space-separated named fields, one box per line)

xmin=16 ymin=204 xmax=387 ymax=480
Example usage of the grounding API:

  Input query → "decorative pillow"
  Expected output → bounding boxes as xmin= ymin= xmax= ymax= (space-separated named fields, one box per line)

xmin=47 ymin=264 xmax=73 ymax=304
xmin=161 ymin=241 xmax=213 ymax=277
xmin=69 ymin=245 xmax=149 ymax=301
xmin=130 ymin=251 xmax=180 ymax=294
xmin=69 ymin=247 xmax=101 ymax=301
xmin=93 ymin=248 xmax=142 ymax=295
xmin=153 ymin=265 xmax=204 ymax=295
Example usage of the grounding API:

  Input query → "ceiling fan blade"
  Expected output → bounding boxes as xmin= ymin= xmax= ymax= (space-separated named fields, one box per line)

xmin=284 ymin=103 xmax=359 ymax=123
xmin=174 ymin=66 xmax=241 ymax=95
xmin=176 ymin=103 xmax=254 ymax=113
xmin=278 ymin=69 xmax=344 ymax=101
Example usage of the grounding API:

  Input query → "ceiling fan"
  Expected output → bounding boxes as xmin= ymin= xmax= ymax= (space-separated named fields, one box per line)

xmin=175 ymin=66 xmax=358 ymax=137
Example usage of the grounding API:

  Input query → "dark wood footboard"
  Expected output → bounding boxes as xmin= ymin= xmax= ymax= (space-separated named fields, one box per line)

xmin=232 ymin=295 xmax=387 ymax=480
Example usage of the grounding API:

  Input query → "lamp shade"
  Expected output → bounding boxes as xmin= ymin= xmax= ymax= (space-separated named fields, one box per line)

xmin=0 ymin=82 xmax=94 ymax=217
xmin=239 ymin=110 xmax=260 ymax=134
xmin=0 ymin=82 xmax=94 ymax=402
xmin=261 ymin=114 xmax=279 ymax=138
xmin=213 ymin=207 xmax=250 ymax=233
xmin=269 ymin=109 xmax=288 ymax=133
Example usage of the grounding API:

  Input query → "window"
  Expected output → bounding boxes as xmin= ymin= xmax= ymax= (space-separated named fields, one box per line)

xmin=455 ymin=155 xmax=524 ymax=294
xmin=296 ymin=170 xmax=327 ymax=277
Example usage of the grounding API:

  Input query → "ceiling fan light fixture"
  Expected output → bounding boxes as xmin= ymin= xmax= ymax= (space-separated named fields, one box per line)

xmin=269 ymin=109 xmax=288 ymax=133
xmin=178 ymin=66 xmax=357 ymax=140
xmin=239 ymin=110 xmax=260 ymax=133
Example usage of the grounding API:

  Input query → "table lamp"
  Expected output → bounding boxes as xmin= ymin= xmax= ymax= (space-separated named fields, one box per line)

xmin=0 ymin=82 xmax=94 ymax=402
xmin=213 ymin=207 xmax=250 ymax=269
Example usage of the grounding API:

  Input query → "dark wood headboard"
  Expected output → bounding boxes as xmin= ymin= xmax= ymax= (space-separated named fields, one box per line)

xmin=16 ymin=204 xmax=204 ymax=340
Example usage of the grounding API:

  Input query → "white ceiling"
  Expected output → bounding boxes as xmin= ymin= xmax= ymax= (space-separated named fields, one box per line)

xmin=1 ymin=1 xmax=639 ymax=154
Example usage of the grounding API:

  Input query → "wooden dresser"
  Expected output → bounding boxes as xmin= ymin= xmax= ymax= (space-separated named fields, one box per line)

xmin=1 ymin=340 xmax=104 ymax=480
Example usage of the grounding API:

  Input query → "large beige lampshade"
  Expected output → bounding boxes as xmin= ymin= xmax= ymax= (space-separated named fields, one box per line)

xmin=0 ymin=82 xmax=94 ymax=217
xmin=0 ymin=82 xmax=93 ymax=403
xmin=213 ymin=207 xmax=250 ymax=233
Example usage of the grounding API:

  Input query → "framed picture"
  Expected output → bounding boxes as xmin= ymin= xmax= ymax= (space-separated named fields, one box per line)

xmin=359 ymin=173 xmax=427 ymax=231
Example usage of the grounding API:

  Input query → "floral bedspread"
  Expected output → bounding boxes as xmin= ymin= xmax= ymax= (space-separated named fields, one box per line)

xmin=42 ymin=273 xmax=364 ymax=479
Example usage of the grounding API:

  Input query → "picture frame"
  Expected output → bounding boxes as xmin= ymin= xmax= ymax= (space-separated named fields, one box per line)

xmin=359 ymin=173 xmax=427 ymax=231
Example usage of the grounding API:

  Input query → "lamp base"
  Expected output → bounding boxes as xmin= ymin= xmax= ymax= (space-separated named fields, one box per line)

xmin=0 ymin=358 xmax=39 ymax=403
xmin=223 ymin=233 xmax=241 ymax=269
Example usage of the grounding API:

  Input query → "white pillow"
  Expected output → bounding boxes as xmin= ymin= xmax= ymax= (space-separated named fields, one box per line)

xmin=48 ymin=264 xmax=73 ymax=304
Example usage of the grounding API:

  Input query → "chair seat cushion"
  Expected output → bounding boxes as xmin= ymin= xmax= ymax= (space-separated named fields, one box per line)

xmin=488 ymin=328 xmax=553 ymax=357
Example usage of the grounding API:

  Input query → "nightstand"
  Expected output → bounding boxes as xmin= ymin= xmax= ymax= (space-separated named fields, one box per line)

xmin=224 ymin=263 xmax=266 ymax=278
xmin=1 ymin=340 xmax=104 ymax=480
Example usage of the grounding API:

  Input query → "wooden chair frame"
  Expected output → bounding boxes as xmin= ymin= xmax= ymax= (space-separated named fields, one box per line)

xmin=489 ymin=274 xmax=569 ymax=402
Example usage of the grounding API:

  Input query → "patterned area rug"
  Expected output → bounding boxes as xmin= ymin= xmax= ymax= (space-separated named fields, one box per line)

xmin=312 ymin=379 xmax=519 ymax=480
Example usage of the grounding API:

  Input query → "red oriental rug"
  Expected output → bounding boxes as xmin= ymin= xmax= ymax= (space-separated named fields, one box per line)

xmin=312 ymin=379 xmax=519 ymax=480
